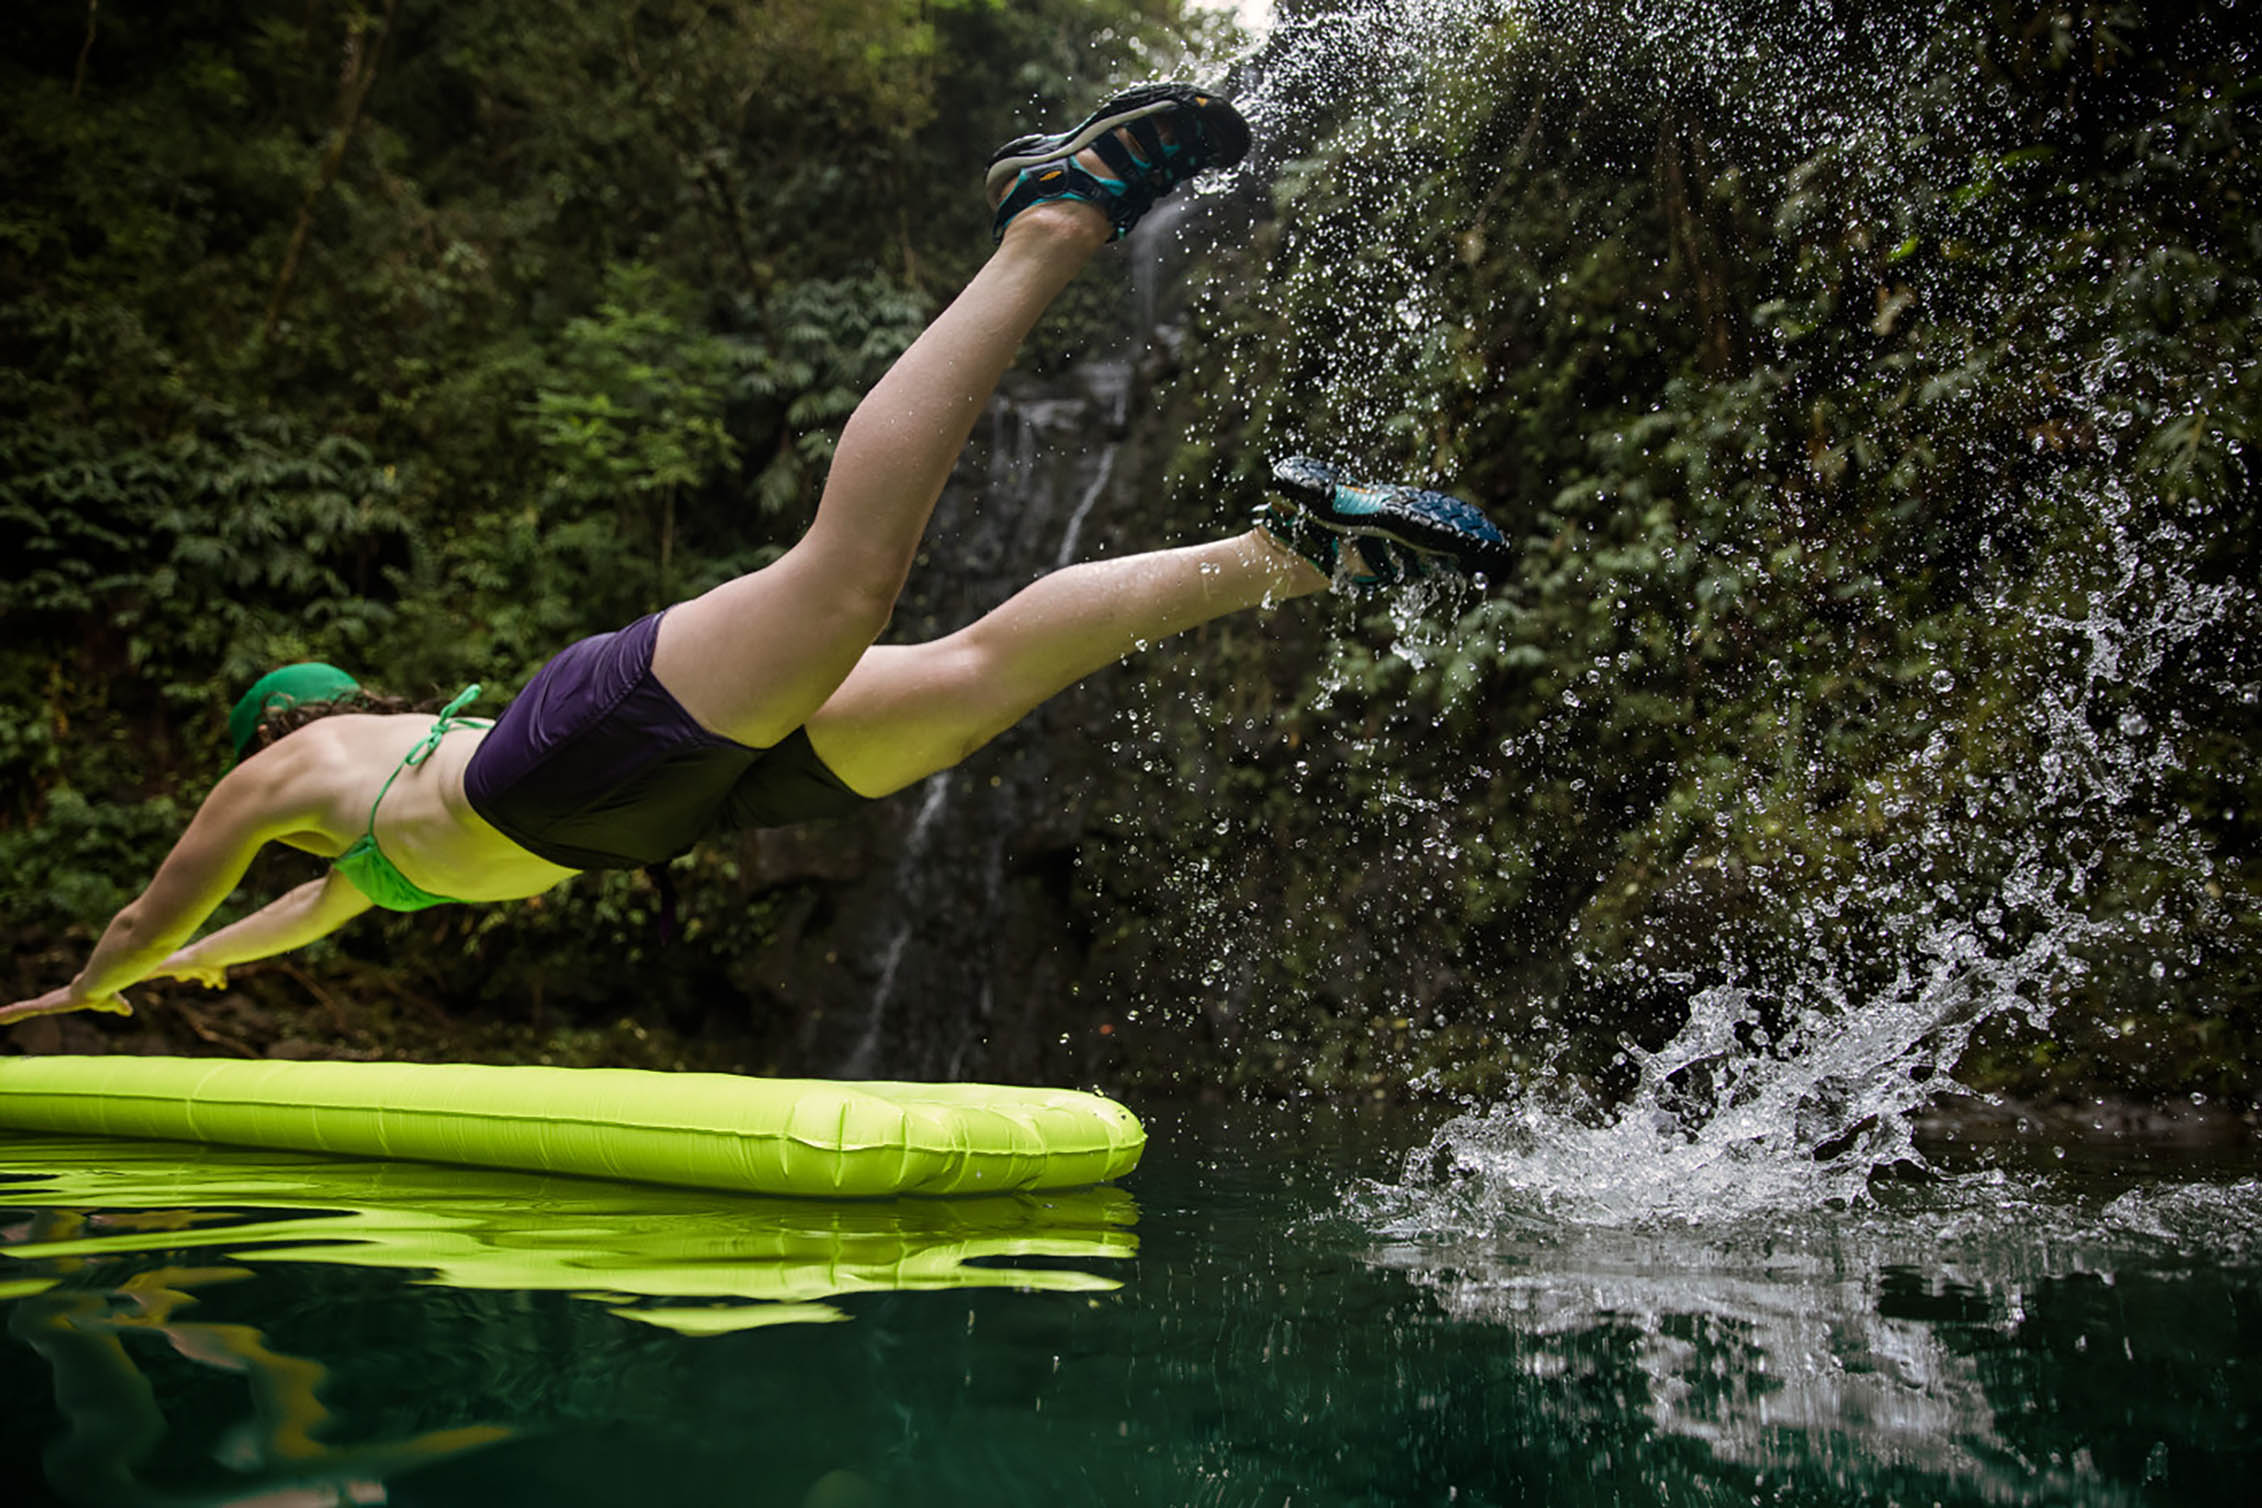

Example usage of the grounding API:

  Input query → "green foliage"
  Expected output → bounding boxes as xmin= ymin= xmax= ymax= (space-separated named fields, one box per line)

xmin=727 ymin=275 xmax=933 ymax=517
xmin=0 ymin=0 xmax=1214 ymax=1043
xmin=530 ymin=263 xmax=740 ymax=509
xmin=0 ymin=400 xmax=413 ymax=802
xmin=1114 ymin=0 xmax=2259 ymax=1104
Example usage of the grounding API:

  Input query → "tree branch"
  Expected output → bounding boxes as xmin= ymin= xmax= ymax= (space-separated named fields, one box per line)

xmin=261 ymin=0 xmax=401 ymax=344
xmin=71 ymin=0 xmax=99 ymax=100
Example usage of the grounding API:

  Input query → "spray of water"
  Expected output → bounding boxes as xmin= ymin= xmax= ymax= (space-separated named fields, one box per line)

xmin=1145 ymin=0 xmax=2253 ymax=1223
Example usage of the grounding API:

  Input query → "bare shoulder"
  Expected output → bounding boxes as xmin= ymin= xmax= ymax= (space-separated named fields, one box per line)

xmin=222 ymin=716 xmax=410 ymax=830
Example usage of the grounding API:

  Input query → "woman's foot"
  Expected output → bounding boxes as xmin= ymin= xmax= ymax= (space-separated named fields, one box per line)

xmin=988 ymin=83 xmax=1250 ymax=242
xmin=1252 ymin=502 xmax=1428 ymax=590
xmin=1258 ymin=457 xmax=1517 ymax=587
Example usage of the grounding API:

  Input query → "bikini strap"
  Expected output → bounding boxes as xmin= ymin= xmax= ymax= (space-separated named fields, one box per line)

xmin=364 ymin=684 xmax=492 ymax=834
xmin=405 ymin=684 xmax=491 ymax=766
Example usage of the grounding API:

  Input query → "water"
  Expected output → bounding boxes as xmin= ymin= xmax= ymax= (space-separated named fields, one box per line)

xmin=3 ymin=1110 xmax=2257 ymax=1507
xmin=12 ymin=3 xmax=2251 ymax=1498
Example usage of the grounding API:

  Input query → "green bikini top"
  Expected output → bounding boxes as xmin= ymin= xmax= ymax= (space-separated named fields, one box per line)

xmin=332 ymin=686 xmax=491 ymax=912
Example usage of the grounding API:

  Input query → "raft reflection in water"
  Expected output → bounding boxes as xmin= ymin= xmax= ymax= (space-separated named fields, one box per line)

xmin=8 ymin=1254 xmax=510 ymax=1507
xmin=0 ymin=1133 xmax=1139 ymax=1334
xmin=1 ymin=1134 xmax=1134 ymax=1506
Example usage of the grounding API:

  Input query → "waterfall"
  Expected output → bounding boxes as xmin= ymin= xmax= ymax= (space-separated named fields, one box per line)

xmin=844 ymin=773 xmax=957 ymax=1079
xmin=775 ymin=217 xmax=1194 ymax=1082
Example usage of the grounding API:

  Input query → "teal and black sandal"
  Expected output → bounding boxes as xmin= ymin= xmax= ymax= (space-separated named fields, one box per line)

xmin=1260 ymin=456 xmax=1516 ymax=586
xmin=987 ymin=83 xmax=1250 ymax=243
xmin=1255 ymin=498 xmax=1432 ymax=589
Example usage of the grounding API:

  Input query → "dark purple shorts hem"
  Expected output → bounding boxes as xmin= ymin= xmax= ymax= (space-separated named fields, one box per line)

xmin=463 ymin=611 xmax=871 ymax=871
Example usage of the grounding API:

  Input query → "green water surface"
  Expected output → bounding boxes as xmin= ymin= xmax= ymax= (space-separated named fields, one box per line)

xmin=1 ymin=1105 xmax=2257 ymax=1507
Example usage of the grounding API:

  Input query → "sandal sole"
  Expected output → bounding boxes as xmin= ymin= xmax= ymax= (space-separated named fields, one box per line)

xmin=984 ymin=83 xmax=1249 ymax=202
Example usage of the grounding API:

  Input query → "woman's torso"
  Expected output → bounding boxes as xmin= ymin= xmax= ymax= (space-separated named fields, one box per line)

xmin=263 ymin=715 xmax=579 ymax=901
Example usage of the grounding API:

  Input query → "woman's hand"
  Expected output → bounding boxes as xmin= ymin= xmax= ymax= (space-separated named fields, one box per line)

xmin=0 ymin=982 xmax=134 ymax=1027
xmin=3 ymin=953 xmax=225 ymax=1028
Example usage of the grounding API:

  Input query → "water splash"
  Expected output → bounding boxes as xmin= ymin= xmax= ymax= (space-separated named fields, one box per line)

xmin=1369 ymin=462 xmax=2244 ymax=1225
xmin=1148 ymin=1 xmax=2253 ymax=1223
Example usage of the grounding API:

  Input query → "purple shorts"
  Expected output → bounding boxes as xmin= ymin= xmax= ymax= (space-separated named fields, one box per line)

xmin=463 ymin=611 xmax=870 ymax=871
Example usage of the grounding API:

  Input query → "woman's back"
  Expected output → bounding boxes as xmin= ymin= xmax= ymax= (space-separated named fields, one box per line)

xmin=255 ymin=716 xmax=578 ymax=903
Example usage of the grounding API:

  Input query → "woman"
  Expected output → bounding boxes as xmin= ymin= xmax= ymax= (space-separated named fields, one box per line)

xmin=3 ymin=85 xmax=1512 ymax=1029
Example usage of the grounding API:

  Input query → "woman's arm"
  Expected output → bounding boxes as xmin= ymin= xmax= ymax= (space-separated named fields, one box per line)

xmin=1 ymin=753 xmax=327 ymax=1025
xmin=1 ymin=874 xmax=375 ymax=1028
xmin=153 ymin=872 xmax=374 ymax=985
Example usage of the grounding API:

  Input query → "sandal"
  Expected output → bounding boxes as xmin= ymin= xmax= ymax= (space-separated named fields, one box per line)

xmin=1256 ymin=499 xmax=1434 ymax=589
xmin=1261 ymin=456 xmax=1516 ymax=585
xmin=987 ymin=83 xmax=1250 ymax=243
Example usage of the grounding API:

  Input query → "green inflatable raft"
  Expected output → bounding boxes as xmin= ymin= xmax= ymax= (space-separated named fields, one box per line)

xmin=0 ymin=1056 xmax=1144 ymax=1197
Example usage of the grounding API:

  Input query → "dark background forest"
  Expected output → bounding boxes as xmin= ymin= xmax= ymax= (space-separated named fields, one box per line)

xmin=3 ymin=1 xmax=2255 ymax=1114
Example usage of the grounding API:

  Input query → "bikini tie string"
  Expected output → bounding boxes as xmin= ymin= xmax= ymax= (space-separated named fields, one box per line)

xmin=405 ymin=684 xmax=488 ymax=767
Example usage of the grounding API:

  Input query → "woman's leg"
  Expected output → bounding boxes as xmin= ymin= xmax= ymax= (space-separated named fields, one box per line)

xmin=803 ymin=528 xmax=1330 ymax=798
xmin=651 ymin=202 xmax=1112 ymax=749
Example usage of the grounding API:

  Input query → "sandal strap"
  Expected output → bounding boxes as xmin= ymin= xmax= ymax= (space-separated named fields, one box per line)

xmin=1353 ymin=539 xmax=1426 ymax=588
xmin=1255 ymin=503 xmax=1339 ymax=576
xmin=1082 ymin=136 xmax=1165 ymax=231
xmin=992 ymin=159 xmax=1169 ymax=244
xmin=1088 ymin=131 xmax=1152 ymax=185
xmin=1255 ymin=504 xmax=1434 ymax=591
xmin=992 ymin=161 xmax=1138 ymax=242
